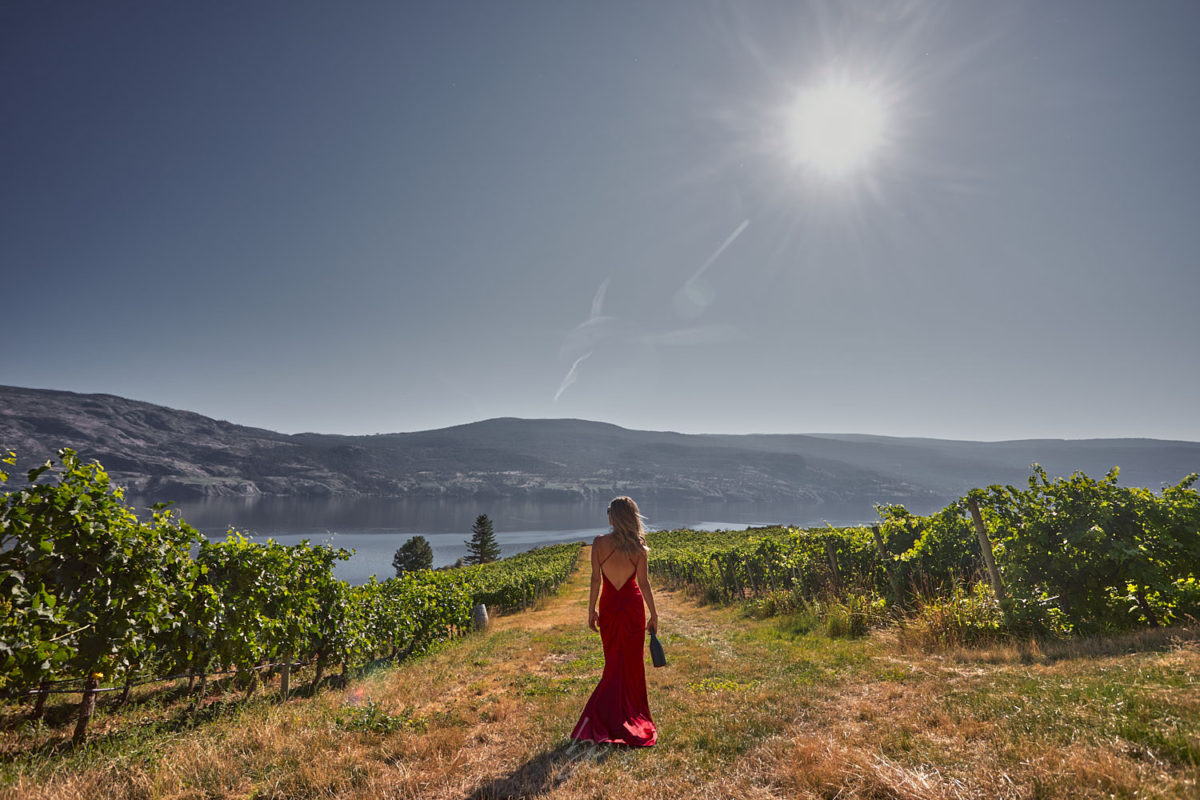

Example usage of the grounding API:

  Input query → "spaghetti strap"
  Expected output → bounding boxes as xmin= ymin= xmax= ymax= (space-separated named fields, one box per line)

xmin=598 ymin=546 xmax=639 ymax=571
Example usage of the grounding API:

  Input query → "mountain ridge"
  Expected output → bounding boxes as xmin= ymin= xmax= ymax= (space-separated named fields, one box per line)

xmin=2 ymin=385 xmax=1197 ymax=509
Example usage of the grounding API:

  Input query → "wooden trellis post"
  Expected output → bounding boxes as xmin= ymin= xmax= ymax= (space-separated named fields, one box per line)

xmin=280 ymin=652 xmax=291 ymax=700
xmin=966 ymin=497 xmax=1006 ymax=602
xmin=824 ymin=539 xmax=842 ymax=594
xmin=871 ymin=525 xmax=905 ymax=606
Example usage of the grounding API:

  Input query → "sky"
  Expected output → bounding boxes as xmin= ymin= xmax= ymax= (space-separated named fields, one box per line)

xmin=2 ymin=1 xmax=1198 ymax=441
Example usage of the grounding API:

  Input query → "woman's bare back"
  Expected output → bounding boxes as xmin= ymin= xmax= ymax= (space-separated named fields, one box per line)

xmin=594 ymin=533 xmax=642 ymax=591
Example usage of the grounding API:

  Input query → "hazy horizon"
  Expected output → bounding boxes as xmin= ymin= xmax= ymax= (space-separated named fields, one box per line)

xmin=7 ymin=382 xmax=1199 ymax=445
xmin=4 ymin=2 xmax=1198 ymax=441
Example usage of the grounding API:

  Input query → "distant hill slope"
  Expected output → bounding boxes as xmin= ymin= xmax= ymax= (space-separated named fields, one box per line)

xmin=1 ymin=385 xmax=1197 ymax=508
xmin=704 ymin=432 xmax=1200 ymax=496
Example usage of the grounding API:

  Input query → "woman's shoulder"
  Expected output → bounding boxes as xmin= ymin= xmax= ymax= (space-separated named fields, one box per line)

xmin=592 ymin=533 xmax=612 ymax=549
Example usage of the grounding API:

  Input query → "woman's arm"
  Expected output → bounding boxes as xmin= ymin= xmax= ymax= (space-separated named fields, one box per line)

xmin=588 ymin=537 xmax=602 ymax=631
xmin=635 ymin=548 xmax=658 ymax=634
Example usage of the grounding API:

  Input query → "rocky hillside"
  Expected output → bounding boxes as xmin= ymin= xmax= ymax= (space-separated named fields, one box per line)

xmin=2 ymin=385 xmax=1197 ymax=505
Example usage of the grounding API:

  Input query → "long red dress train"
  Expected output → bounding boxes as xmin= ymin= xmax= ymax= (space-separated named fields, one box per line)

xmin=570 ymin=557 xmax=657 ymax=747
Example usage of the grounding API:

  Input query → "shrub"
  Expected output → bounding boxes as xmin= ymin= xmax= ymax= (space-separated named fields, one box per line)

xmin=745 ymin=588 xmax=804 ymax=619
xmin=902 ymin=582 xmax=1005 ymax=650
xmin=821 ymin=592 xmax=878 ymax=638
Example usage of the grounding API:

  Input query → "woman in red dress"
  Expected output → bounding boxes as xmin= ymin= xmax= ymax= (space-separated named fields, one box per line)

xmin=570 ymin=496 xmax=658 ymax=747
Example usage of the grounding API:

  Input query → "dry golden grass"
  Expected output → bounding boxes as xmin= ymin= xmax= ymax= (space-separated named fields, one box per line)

xmin=3 ymin=548 xmax=1197 ymax=799
xmin=758 ymin=624 xmax=1200 ymax=800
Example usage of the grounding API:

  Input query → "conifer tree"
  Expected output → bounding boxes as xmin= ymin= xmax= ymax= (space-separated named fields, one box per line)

xmin=465 ymin=514 xmax=501 ymax=565
xmin=392 ymin=535 xmax=433 ymax=575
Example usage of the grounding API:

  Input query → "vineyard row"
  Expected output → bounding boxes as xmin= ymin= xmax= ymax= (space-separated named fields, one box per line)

xmin=647 ymin=465 xmax=1200 ymax=635
xmin=0 ymin=449 xmax=581 ymax=743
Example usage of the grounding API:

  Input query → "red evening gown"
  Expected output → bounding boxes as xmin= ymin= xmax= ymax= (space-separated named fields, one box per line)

xmin=570 ymin=551 xmax=657 ymax=747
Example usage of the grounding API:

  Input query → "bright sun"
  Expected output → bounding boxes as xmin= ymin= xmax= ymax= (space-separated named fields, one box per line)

xmin=786 ymin=81 xmax=887 ymax=179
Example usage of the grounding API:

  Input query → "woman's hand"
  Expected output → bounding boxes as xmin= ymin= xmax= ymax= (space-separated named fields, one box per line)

xmin=648 ymin=612 xmax=658 ymax=635
xmin=588 ymin=608 xmax=599 ymax=632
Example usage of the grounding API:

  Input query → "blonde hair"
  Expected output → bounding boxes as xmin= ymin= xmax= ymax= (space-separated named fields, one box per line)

xmin=607 ymin=496 xmax=648 ymax=555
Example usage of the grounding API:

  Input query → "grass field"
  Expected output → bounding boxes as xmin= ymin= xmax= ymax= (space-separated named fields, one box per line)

xmin=2 ymin=546 xmax=1197 ymax=799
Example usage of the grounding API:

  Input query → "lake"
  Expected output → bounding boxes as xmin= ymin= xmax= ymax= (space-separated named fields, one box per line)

xmin=140 ymin=495 xmax=891 ymax=585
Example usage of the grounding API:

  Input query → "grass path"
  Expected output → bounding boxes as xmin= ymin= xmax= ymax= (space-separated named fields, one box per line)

xmin=3 ymin=547 xmax=1198 ymax=799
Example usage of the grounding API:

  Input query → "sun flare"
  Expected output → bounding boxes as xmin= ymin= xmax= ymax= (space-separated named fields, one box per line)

xmin=786 ymin=81 xmax=887 ymax=179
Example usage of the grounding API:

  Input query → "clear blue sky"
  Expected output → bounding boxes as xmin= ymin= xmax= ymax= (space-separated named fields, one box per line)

xmin=3 ymin=1 xmax=1198 ymax=440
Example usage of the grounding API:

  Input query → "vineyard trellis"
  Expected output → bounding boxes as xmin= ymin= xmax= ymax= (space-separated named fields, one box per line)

xmin=647 ymin=465 xmax=1200 ymax=636
xmin=0 ymin=450 xmax=582 ymax=743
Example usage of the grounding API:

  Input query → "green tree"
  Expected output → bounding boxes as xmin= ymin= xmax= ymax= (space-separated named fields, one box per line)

xmin=393 ymin=535 xmax=434 ymax=575
xmin=465 ymin=514 xmax=501 ymax=565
